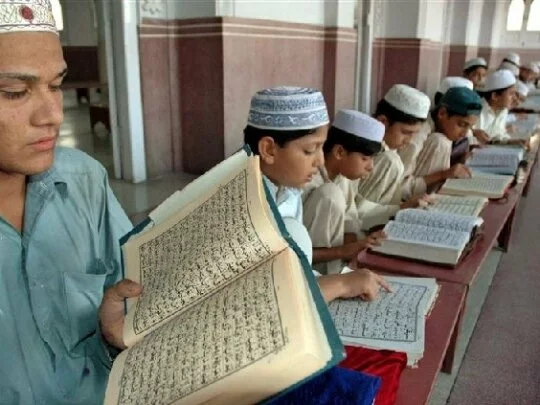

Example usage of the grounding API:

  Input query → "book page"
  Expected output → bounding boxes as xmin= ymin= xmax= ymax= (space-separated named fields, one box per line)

xmin=105 ymin=250 xmax=332 ymax=405
xmin=468 ymin=149 xmax=522 ymax=168
xmin=395 ymin=209 xmax=483 ymax=233
xmin=427 ymin=195 xmax=487 ymax=216
xmin=122 ymin=158 xmax=288 ymax=345
xmin=328 ymin=277 xmax=437 ymax=353
xmin=383 ymin=221 xmax=470 ymax=250
xmin=440 ymin=173 xmax=513 ymax=198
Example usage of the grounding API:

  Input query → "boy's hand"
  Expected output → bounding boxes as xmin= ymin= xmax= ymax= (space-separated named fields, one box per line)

xmin=400 ymin=194 xmax=434 ymax=209
xmin=472 ymin=129 xmax=490 ymax=144
xmin=339 ymin=268 xmax=392 ymax=301
xmin=445 ymin=163 xmax=472 ymax=179
xmin=340 ymin=231 xmax=386 ymax=260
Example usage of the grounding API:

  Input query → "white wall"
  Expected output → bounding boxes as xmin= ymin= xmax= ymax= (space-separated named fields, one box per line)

xmin=59 ymin=0 xmax=97 ymax=46
xmin=376 ymin=0 xmax=419 ymax=38
xmin=465 ymin=0 xmax=484 ymax=45
xmin=418 ymin=1 xmax=446 ymax=42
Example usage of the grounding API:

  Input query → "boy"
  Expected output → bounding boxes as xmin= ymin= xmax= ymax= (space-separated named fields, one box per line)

xmin=499 ymin=52 xmax=521 ymax=77
xmin=302 ymin=109 xmax=386 ymax=275
xmin=243 ymin=86 xmax=390 ymax=302
xmin=475 ymin=69 xmax=527 ymax=146
xmin=356 ymin=84 xmax=431 ymax=230
xmin=519 ymin=62 xmax=539 ymax=90
xmin=407 ymin=87 xmax=483 ymax=194
xmin=463 ymin=57 xmax=488 ymax=89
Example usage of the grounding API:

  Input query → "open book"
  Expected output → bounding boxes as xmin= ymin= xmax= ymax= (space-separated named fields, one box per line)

xmin=104 ymin=150 xmax=343 ymax=405
xmin=427 ymin=194 xmax=488 ymax=217
xmin=439 ymin=171 xmax=514 ymax=199
xmin=329 ymin=275 xmax=439 ymax=367
xmin=371 ymin=209 xmax=483 ymax=266
xmin=467 ymin=146 xmax=524 ymax=175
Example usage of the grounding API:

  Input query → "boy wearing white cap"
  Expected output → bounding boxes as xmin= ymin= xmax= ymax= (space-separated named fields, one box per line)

xmin=0 ymin=1 xmax=140 ymax=403
xmin=406 ymin=87 xmax=483 ymax=195
xmin=355 ymin=84 xmax=432 ymax=230
xmin=506 ymin=81 xmax=530 ymax=132
xmin=499 ymin=52 xmax=521 ymax=77
xmin=519 ymin=62 xmax=539 ymax=90
xmin=244 ymin=87 xmax=391 ymax=302
xmin=475 ymin=70 xmax=527 ymax=146
xmin=463 ymin=57 xmax=488 ymax=88
xmin=400 ymin=80 xmax=478 ymax=199
xmin=302 ymin=109 xmax=386 ymax=275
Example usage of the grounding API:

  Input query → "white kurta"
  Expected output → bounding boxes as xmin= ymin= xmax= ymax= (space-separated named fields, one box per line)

xmin=413 ymin=132 xmax=453 ymax=178
xmin=471 ymin=99 xmax=511 ymax=144
xmin=355 ymin=142 xmax=403 ymax=230
xmin=302 ymin=167 xmax=360 ymax=275
xmin=399 ymin=120 xmax=433 ymax=200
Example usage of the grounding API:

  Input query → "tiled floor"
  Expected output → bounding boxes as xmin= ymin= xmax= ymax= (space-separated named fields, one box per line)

xmin=59 ymin=90 xmax=195 ymax=218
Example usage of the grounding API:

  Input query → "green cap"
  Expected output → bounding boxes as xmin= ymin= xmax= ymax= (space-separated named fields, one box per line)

xmin=439 ymin=87 xmax=483 ymax=116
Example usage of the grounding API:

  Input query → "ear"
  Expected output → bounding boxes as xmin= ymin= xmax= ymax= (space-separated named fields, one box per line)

xmin=333 ymin=144 xmax=346 ymax=160
xmin=376 ymin=115 xmax=389 ymax=128
xmin=437 ymin=106 xmax=448 ymax=121
xmin=258 ymin=136 xmax=278 ymax=165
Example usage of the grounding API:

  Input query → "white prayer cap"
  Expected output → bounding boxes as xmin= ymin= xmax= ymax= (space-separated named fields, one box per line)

xmin=515 ymin=80 xmax=529 ymax=98
xmin=464 ymin=57 xmax=488 ymax=71
xmin=333 ymin=109 xmax=385 ymax=143
xmin=499 ymin=61 xmax=519 ymax=77
xmin=482 ymin=70 xmax=517 ymax=92
xmin=502 ymin=52 xmax=521 ymax=67
xmin=438 ymin=77 xmax=474 ymax=94
xmin=524 ymin=61 xmax=540 ymax=74
xmin=383 ymin=84 xmax=431 ymax=119
xmin=0 ymin=0 xmax=57 ymax=35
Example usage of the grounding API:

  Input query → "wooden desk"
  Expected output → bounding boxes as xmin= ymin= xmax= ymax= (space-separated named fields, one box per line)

xmin=395 ymin=281 xmax=466 ymax=405
xmin=358 ymin=187 xmax=521 ymax=286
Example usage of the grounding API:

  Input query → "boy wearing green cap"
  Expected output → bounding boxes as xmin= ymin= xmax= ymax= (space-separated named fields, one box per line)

xmin=407 ymin=87 xmax=483 ymax=193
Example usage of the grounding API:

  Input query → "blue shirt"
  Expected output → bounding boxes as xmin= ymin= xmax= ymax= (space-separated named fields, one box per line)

xmin=0 ymin=147 xmax=131 ymax=404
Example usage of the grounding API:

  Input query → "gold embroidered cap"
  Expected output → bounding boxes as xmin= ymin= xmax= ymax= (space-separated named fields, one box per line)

xmin=0 ymin=0 xmax=57 ymax=34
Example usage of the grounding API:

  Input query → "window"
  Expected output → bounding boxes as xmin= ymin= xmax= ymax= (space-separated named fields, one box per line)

xmin=527 ymin=0 xmax=540 ymax=30
xmin=507 ymin=0 xmax=526 ymax=31
xmin=50 ymin=0 xmax=64 ymax=31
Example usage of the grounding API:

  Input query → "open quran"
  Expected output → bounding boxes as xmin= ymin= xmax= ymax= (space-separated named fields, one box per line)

xmin=104 ymin=150 xmax=343 ymax=405
xmin=467 ymin=146 xmax=524 ymax=175
xmin=439 ymin=171 xmax=514 ymax=199
xmin=371 ymin=209 xmax=483 ymax=266
xmin=329 ymin=275 xmax=439 ymax=367
xmin=427 ymin=194 xmax=488 ymax=217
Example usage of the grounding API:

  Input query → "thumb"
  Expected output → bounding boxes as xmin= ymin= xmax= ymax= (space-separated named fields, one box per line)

xmin=104 ymin=279 xmax=143 ymax=303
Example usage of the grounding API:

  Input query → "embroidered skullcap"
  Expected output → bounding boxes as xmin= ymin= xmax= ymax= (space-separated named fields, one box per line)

xmin=384 ymin=84 xmax=431 ymax=119
xmin=515 ymin=80 xmax=529 ymax=98
xmin=499 ymin=61 xmax=520 ymax=77
xmin=333 ymin=109 xmax=384 ymax=143
xmin=0 ymin=0 xmax=57 ymax=34
xmin=482 ymin=70 xmax=517 ymax=92
xmin=464 ymin=57 xmax=488 ymax=71
xmin=247 ymin=86 xmax=329 ymax=131
xmin=438 ymin=77 xmax=474 ymax=94
xmin=502 ymin=52 xmax=520 ymax=67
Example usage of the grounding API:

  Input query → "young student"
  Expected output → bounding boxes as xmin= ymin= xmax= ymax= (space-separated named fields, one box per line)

xmin=355 ymin=84 xmax=432 ymax=230
xmin=406 ymin=87 xmax=483 ymax=194
xmin=499 ymin=52 xmax=521 ymax=77
xmin=475 ymin=69 xmax=527 ymax=146
xmin=0 ymin=2 xmax=140 ymax=403
xmin=519 ymin=62 xmax=539 ymax=90
xmin=243 ymin=86 xmax=391 ymax=302
xmin=401 ymin=79 xmax=477 ymax=199
xmin=302 ymin=109 xmax=386 ymax=275
xmin=506 ymin=81 xmax=530 ymax=134
xmin=463 ymin=57 xmax=488 ymax=89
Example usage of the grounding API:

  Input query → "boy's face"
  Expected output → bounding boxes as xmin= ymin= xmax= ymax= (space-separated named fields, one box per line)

xmin=259 ymin=126 xmax=328 ymax=188
xmin=0 ymin=32 xmax=65 ymax=176
xmin=378 ymin=117 xmax=422 ymax=150
xmin=520 ymin=67 xmax=534 ymax=82
xmin=490 ymin=86 xmax=516 ymax=111
xmin=466 ymin=67 xmax=487 ymax=88
xmin=511 ymin=93 xmax=526 ymax=108
xmin=436 ymin=107 xmax=478 ymax=142
xmin=338 ymin=150 xmax=374 ymax=181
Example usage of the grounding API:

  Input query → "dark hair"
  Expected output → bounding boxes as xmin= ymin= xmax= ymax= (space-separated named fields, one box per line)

xmin=430 ymin=105 xmax=465 ymax=122
xmin=478 ymin=85 xmax=513 ymax=102
xmin=434 ymin=91 xmax=443 ymax=106
xmin=374 ymin=99 xmax=426 ymax=125
xmin=243 ymin=125 xmax=318 ymax=155
xmin=323 ymin=126 xmax=382 ymax=156
xmin=464 ymin=65 xmax=486 ymax=76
